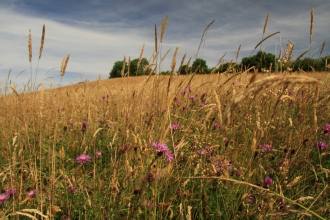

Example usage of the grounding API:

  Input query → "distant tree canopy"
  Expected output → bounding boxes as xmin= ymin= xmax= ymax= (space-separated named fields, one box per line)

xmin=109 ymin=58 xmax=150 ymax=78
xmin=191 ymin=58 xmax=210 ymax=74
xmin=109 ymin=53 xmax=330 ymax=78
xmin=241 ymin=51 xmax=276 ymax=71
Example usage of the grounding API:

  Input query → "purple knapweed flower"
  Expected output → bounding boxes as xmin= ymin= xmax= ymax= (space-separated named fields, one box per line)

xmin=323 ymin=123 xmax=330 ymax=133
xmin=82 ymin=121 xmax=87 ymax=131
xmin=144 ymin=172 xmax=154 ymax=182
xmin=213 ymin=123 xmax=219 ymax=130
xmin=181 ymin=90 xmax=187 ymax=95
xmin=76 ymin=154 xmax=91 ymax=164
xmin=263 ymin=177 xmax=273 ymax=188
xmin=5 ymin=188 xmax=16 ymax=196
xmin=140 ymin=199 xmax=154 ymax=208
xmin=182 ymin=105 xmax=189 ymax=110
xmin=171 ymin=124 xmax=181 ymax=131
xmin=102 ymin=95 xmax=106 ymax=99
xmin=96 ymin=151 xmax=102 ymax=158
xmin=0 ymin=193 xmax=10 ymax=204
xmin=314 ymin=142 xmax=329 ymax=150
xmin=173 ymin=97 xmax=179 ymax=104
xmin=260 ymin=144 xmax=273 ymax=152
xmin=151 ymin=142 xmax=174 ymax=161
xmin=288 ymin=89 xmax=294 ymax=95
xmin=189 ymin=95 xmax=196 ymax=100
xmin=247 ymin=195 xmax=255 ymax=204
xmin=26 ymin=190 xmax=37 ymax=198
xmin=188 ymin=86 xmax=192 ymax=92
xmin=68 ymin=187 xmax=79 ymax=194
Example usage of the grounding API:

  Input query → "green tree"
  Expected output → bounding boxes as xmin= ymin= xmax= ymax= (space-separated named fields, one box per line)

xmin=130 ymin=58 xmax=149 ymax=76
xmin=241 ymin=51 xmax=276 ymax=71
xmin=191 ymin=58 xmax=209 ymax=74
xmin=109 ymin=61 xmax=127 ymax=78
xmin=178 ymin=64 xmax=191 ymax=75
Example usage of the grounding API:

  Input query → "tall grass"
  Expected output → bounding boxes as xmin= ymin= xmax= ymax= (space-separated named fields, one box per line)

xmin=0 ymin=13 xmax=330 ymax=220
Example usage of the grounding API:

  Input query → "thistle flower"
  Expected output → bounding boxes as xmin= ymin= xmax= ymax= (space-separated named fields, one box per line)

xmin=82 ymin=121 xmax=87 ymax=131
xmin=323 ymin=123 xmax=330 ymax=133
xmin=260 ymin=144 xmax=273 ymax=152
xmin=314 ymin=141 xmax=329 ymax=150
xmin=96 ymin=151 xmax=102 ymax=158
xmin=0 ymin=193 xmax=10 ymax=204
xmin=5 ymin=188 xmax=16 ymax=196
xmin=171 ymin=124 xmax=181 ymax=130
xmin=76 ymin=154 xmax=91 ymax=164
xmin=27 ymin=190 xmax=37 ymax=198
xmin=263 ymin=177 xmax=273 ymax=188
xmin=151 ymin=142 xmax=174 ymax=161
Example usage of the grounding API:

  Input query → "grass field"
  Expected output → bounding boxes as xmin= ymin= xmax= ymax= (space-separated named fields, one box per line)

xmin=1 ymin=11 xmax=330 ymax=219
xmin=1 ymin=70 xmax=330 ymax=219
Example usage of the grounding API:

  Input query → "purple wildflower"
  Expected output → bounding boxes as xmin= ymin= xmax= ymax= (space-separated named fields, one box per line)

xmin=82 ymin=121 xmax=87 ymax=131
xmin=151 ymin=142 xmax=174 ymax=161
xmin=189 ymin=95 xmax=196 ymax=100
xmin=263 ymin=177 xmax=273 ymax=188
xmin=247 ymin=195 xmax=255 ymax=204
xmin=323 ymin=123 xmax=330 ymax=133
xmin=182 ymin=105 xmax=189 ymax=110
xmin=171 ymin=124 xmax=181 ymax=130
xmin=213 ymin=123 xmax=219 ymax=130
xmin=5 ymin=188 xmax=16 ymax=196
xmin=314 ymin=142 xmax=329 ymax=150
xmin=102 ymin=95 xmax=106 ymax=99
xmin=288 ymin=89 xmax=294 ymax=95
xmin=27 ymin=190 xmax=37 ymax=198
xmin=144 ymin=172 xmax=154 ymax=182
xmin=96 ymin=151 xmax=102 ymax=158
xmin=68 ymin=187 xmax=78 ymax=194
xmin=260 ymin=144 xmax=273 ymax=152
xmin=141 ymin=199 xmax=154 ymax=208
xmin=173 ymin=97 xmax=179 ymax=104
xmin=0 ymin=193 xmax=10 ymax=204
xmin=188 ymin=86 xmax=192 ymax=92
xmin=76 ymin=154 xmax=91 ymax=164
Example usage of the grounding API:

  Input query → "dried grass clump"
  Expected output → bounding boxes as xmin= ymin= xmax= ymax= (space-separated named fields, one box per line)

xmin=278 ymin=39 xmax=294 ymax=63
xmin=310 ymin=8 xmax=314 ymax=44
xmin=28 ymin=29 xmax=32 ymax=62
xmin=224 ymin=75 xmax=321 ymax=126
xmin=60 ymin=54 xmax=70 ymax=77
xmin=39 ymin=24 xmax=45 ymax=59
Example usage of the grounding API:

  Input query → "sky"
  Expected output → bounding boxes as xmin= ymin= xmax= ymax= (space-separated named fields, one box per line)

xmin=0 ymin=0 xmax=329 ymax=90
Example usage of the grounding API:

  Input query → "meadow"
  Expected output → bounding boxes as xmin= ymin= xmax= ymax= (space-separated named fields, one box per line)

xmin=1 ymin=14 xmax=330 ymax=220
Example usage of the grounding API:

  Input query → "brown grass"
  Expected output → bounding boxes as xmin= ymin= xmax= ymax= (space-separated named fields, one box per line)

xmin=263 ymin=12 xmax=270 ymax=35
xmin=60 ymin=54 xmax=70 ymax=77
xmin=39 ymin=24 xmax=45 ymax=59
xmin=254 ymin=31 xmax=280 ymax=49
xmin=160 ymin=15 xmax=168 ymax=43
xmin=28 ymin=30 xmax=32 ymax=62
xmin=154 ymin=25 xmax=158 ymax=53
xmin=310 ymin=8 xmax=314 ymax=44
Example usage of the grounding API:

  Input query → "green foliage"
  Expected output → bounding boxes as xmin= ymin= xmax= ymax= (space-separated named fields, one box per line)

xmin=109 ymin=60 xmax=127 ymax=78
xmin=109 ymin=58 xmax=150 ymax=78
xmin=242 ymin=51 xmax=276 ymax=71
xmin=178 ymin=64 xmax=191 ymax=75
xmin=191 ymin=58 xmax=210 ymax=74
xmin=292 ymin=57 xmax=327 ymax=72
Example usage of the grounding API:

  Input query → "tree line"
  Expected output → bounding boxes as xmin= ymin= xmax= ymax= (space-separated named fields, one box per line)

xmin=109 ymin=52 xmax=330 ymax=78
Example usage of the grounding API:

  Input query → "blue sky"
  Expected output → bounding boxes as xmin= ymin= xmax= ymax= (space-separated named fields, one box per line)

xmin=1 ymin=0 xmax=329 ymax=90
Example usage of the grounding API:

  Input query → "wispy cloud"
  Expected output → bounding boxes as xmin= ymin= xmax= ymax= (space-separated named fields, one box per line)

xmin=0 ymin=0 xmax=329 ymax=90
